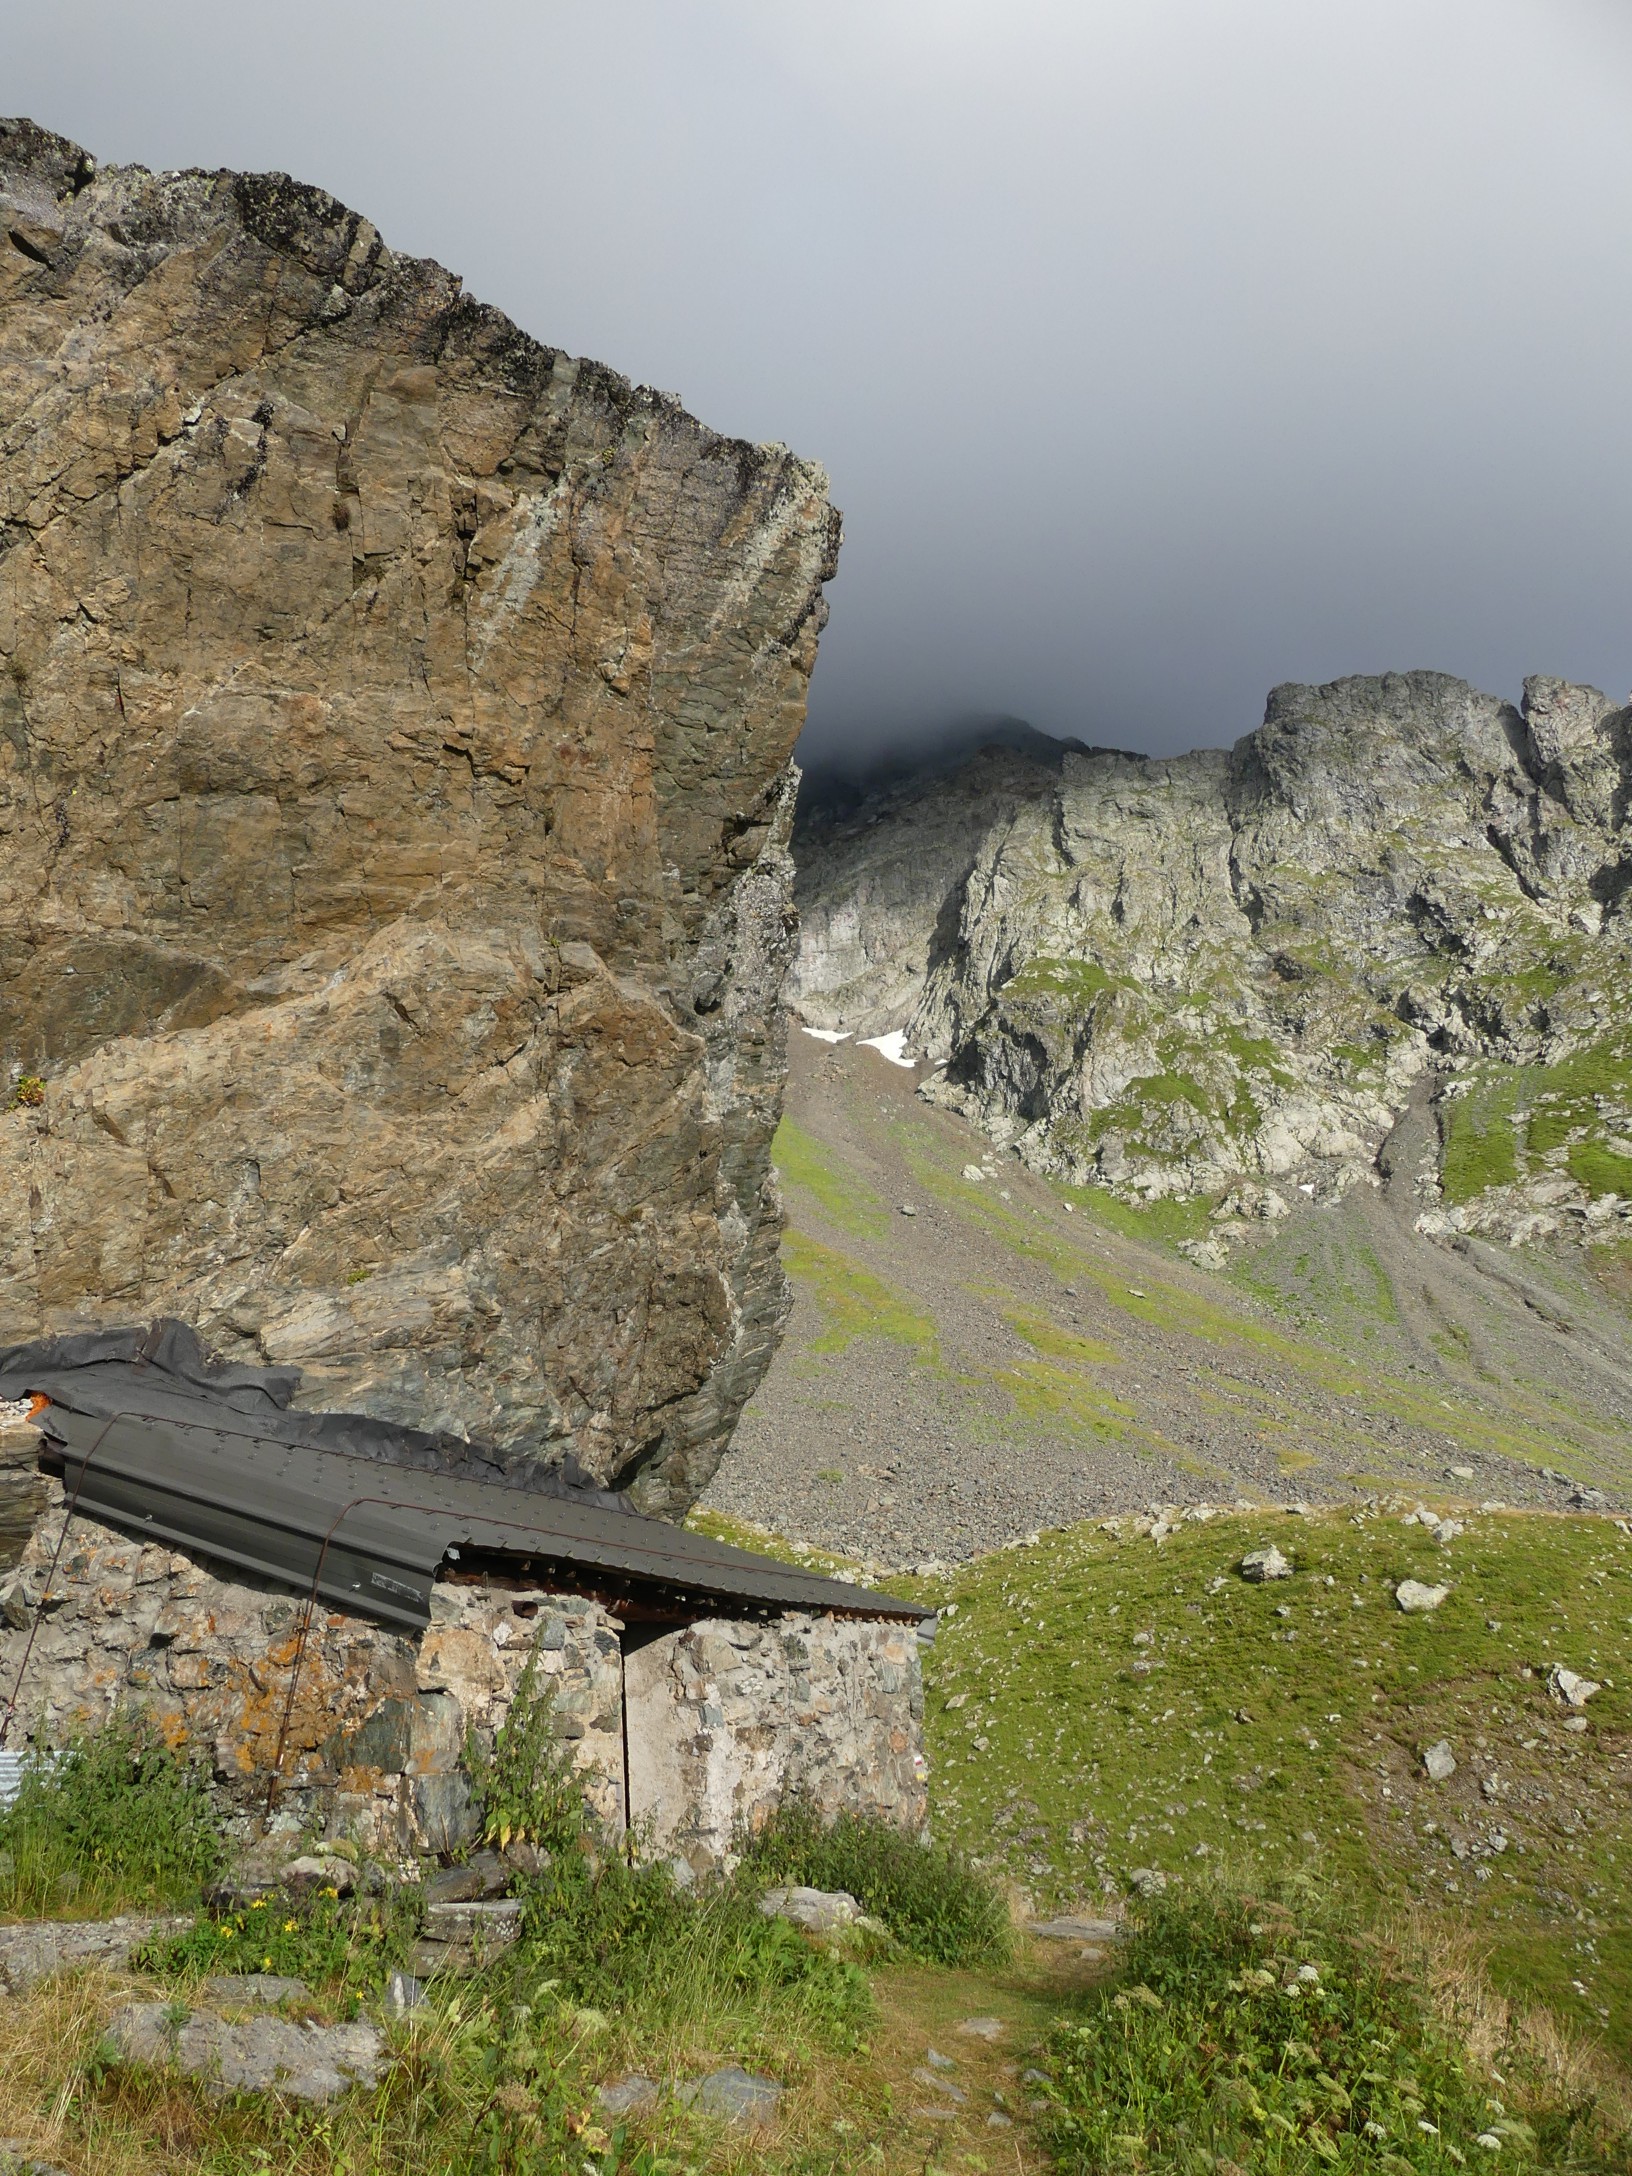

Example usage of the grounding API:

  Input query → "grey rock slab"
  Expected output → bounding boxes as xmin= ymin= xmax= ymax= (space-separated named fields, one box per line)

xmin=422 ymin=1850 xmax=512 ymax=1905
xmin=108 ymin=2003 xmax=385 ymax=2101
xmin=0 ymin=2144 xmax=71 ymax=2176
xmin=1396 ymin=1580 xmax=1451 ymax=1613
xmin=1422 ymin=1740 xmax=1458 ymax=1782
xmin=759 ymin=1884 xmax=861 ymax=1932
xmin=598 ymin=2074 xmax=661 ymax=2119
xmin=1029 ymin=1916 xmax=1125 ymax=1942
xmin=924 ymin=2048 xmax=957 ymax=2070
xmin=677 ymin=2065 xmax=784 ymax=2125
xmin=0 ymin=1914 xmax=191 ymax=1991
xmin=422 ymin=1897 xmax=524 ymax=1947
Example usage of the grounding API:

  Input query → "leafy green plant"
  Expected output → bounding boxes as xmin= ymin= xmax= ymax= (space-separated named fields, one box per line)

xmin=0 ymin=1713 xmax=224 ymax=1914
xmin=739 ymin=1796 xmax=1010 ymax=1967
xmin=465 ymin=1632 xmax=588 ymax=1854
xmin=141 ymin=1881 xmax=418 ymax=1996
xmin=469 ymin=1651 xmax=872 ymax=2040
xmin=1043 ymin=1881 xmax=1627 ymax=2172
xmin=7 ymin=1075 xmax=44 ymax=1110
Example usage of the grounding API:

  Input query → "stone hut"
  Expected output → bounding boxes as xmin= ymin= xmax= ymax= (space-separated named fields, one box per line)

xmin=0 ymin=1326 xmax=928 ymax=1875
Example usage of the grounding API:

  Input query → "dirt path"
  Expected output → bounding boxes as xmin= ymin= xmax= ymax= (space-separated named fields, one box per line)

xmin=864 ymin=1940 xmax=1109 ymax=2172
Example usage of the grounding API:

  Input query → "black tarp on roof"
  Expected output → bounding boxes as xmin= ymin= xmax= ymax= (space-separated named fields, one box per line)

xmin=0 ymin=1318 xmax=616 ymax=1499
xmin=0 ymin=1322 xmax=925 ymax=1633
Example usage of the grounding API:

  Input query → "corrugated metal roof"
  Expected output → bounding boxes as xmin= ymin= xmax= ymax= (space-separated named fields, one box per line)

xmin=39 ymin=1404 xmax=925 ymax=1633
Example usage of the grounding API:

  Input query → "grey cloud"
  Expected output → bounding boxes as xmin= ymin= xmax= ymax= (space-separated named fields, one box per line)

xmin=8 ymin=0 xmax=1630 ymax=769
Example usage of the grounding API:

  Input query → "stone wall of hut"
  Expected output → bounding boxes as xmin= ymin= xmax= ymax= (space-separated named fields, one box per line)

xmin=0 ymin=1487 xmax=926 ymax=1867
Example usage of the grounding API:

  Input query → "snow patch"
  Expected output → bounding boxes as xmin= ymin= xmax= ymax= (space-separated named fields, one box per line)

xmin=859 ymin=1031 xmax=916 ymax=1068
xmin=800 ymin=1026 xmax=851 ymax=1044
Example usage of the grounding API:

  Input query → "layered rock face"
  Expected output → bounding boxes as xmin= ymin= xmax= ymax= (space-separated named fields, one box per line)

xmin=789 ymin=741 xmax=1075 ymax=1035
xmin=795 ymin=673 xmax=1632 ymax=1251
xmin=0 ymin=120 xmax=840 ymax=1510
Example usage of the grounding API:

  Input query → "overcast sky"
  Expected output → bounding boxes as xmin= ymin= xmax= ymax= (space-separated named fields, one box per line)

xmin=10 ymin=1 xmax=1632 ymax=766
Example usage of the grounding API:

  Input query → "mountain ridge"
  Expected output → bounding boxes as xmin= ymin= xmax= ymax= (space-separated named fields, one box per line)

xmin=792 ymin=670 xmax=1632 ymax=1264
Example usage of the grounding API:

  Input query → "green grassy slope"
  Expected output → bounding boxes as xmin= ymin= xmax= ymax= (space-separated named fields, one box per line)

xmin=909 ymin=1506 xmax=1632 ymax=2046
xmin=724 ymin=1038 xmax=1632 ymax=1549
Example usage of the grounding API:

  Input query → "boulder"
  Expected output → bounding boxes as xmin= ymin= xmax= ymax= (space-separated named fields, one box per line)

xmin=597 ymin=2074 xmax=660 ymax=2118
xmin=759 ymin=1884 xmax=861 ymax=1933
xmin=1029 ymin=1915 xmax=1125 ymax=1942
xmin=199 ymin=1975 xmax=309 ymax=2007
xmin=1549 ymin=1665 xmax=1602 ymax=1708
xmin=0 ymin=1913 xmax=191 ymax=1992
xmin=1239 ymin=1546 xmax=1292 ymax=1583
xmin=1395 ymin=1580 xmax=1450 ymax=1613
xmin=408 ymin=1896 xmax=524 ymax=1977
xmin=676 ymin=2065 xmax=784 ymax=2125
xmin=0 ymin=119 xmax=840 ymax=1516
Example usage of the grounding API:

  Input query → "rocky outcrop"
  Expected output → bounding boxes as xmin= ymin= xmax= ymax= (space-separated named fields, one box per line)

xmin=0 ymin=120 xmax=840 ymax=1510
xmin=793 ymin=673 xmax=1632 ymax=1250
xmin=790 ymin=740 xmax=1075 ymax=1035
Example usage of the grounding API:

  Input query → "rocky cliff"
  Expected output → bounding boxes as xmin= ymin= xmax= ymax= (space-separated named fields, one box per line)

xmin=0 ymin=119 xmax=840 ymax=1513
xmin=794 ymin=672 xmax=1632 ymax=1259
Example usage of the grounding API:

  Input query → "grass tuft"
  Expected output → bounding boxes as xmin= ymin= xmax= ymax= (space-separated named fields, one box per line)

xmin=739 ymin=1796 xmax=1010 ymax=1968
xmin=0 ymin=1713 xmax=224 ymax=1916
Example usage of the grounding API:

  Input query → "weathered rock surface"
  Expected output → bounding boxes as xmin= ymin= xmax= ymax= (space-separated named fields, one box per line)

xmin=1239 ymin=1546 xmax=1292 ymax=1583
xmin=200 ymin=1974 xmax=309 ymax=2006
xmin=1395 ymin=1579 xmax=1450 ymax=1613
xmin=408 ymin=1896 xmax=524 ymax=1977
xmin=0 ymin=1483 xmax=629 ymax=1848
xmin=597 ymin=2074 xmax=660 ymax=2118
xmin=0 ymin=1912 xmax=191 ymax=1990
xmin=790 ymin=740 xmax=1073 ymax=1035
xmin=108 ymin=2001 xmax=384 ymax=2100
xmin=0 ymin=118 xmax=841 ymax=1512
xmin=793 ymin=674 xmax=1632 ymax=1251
xmin=676 ymin=2065 xmax=785 ymax=2126
xmin=759 ymin=1883 xmax=861 ymax=1932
